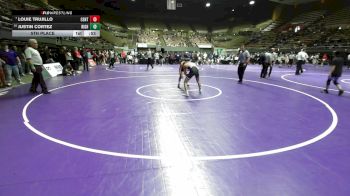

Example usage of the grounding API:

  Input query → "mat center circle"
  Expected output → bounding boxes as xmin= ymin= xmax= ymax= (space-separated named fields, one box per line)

xmin=136 ymin=83 xmax=222 ymax=101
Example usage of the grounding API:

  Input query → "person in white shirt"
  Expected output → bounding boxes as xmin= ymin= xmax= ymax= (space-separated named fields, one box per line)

xmin=203 ymin=52 xmax=208 ymax=64
xmin=154 ymin=52 xmax=160 ymax=65
xmin=109 ymin=52 xmax=116 ymax=68
xmin=288 ymin=53 xmax=294 ymax=67
xmin=284 ymin=54 xmax=289 ymax=67
xmin=267 ymin=48 xmax=277 ymax=77
xmin=296 ymin=49 xmax=308 ymax=75
xmin=25 ymin=39 xmax=50 ymax=94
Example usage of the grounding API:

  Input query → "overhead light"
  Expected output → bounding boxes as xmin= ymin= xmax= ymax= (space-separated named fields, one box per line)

xmin=206 ymin=2 xmax=211 ymax=7
xmin=131 ymin=0 xmax=135 ymax=1
xmin=249 ymin=0 xmax=255 ymax=5
xmin=232 ymin=9 xmax=235 ymax=12
xmin=338 ymin=26 xmax=342 ymax=30
xmin=171 ymin=0 xmax=174 ymax=3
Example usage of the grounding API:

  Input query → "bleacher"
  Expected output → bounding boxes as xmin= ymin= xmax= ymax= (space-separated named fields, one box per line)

xmin=312 ymin=28 xmax=350 ymax=49
xmin=126 ymin=19 xmax=142 ymax=31
xmin=231 ymin=24 xmax=255 ymax=33
xmin=246 ymin=32 xmax=278 ymax=49
xmin=144 ymin=21 xmax=167 ymax=30
xmin=211 ymin=33 xmax=247 ymax=49
xmin=243 ymin=7 xmax=350 ymax=50
xmin=188 ymin=32 xmax=210 ymax=46
xmin=171 ymin=23 xmax=192 ymax=31
xmin=1 ymin=0 xmax=349 ymax=51
xmin=0 ymin=15 xmax=11 ymax=31
xmin=290 ymin=10 xmax=327 ymax=26
xmin=0 ymin=0 xmax=12 ymax=31
xmin=137 ymin=30 xmax=161 ymax=45
xmin=323 ymin=7 xmax=350 ymax=28
xmin=262 ymin=20 xmax=284 ymax=32
xmin=163 ymin=31 xmax=188 ymax=47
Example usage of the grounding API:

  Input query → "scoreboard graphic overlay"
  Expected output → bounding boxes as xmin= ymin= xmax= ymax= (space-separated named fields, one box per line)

xmin=12 ymin=10 xmax=101 ymax=37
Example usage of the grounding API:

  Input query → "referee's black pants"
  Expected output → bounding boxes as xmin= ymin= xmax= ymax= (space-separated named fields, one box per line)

xmin=30 ymin=65 xmax=48 ymax=93
xmin=296 ymin=60 xmax=304 ymax=75
xmin=147 ymin=58 xmax=153 ymax=69
xmin=260 ymin=63 xmax=269 ymax=78
xmin=238 ymin=63 xmax=247 ymax=82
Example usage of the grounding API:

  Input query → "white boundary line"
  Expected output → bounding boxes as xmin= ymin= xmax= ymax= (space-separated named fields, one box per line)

xmin=106 ymin=65 xmax=176 ymax=74
xmin=210 ymin=65 xmax=296 ymax=73
xmin=22 ymin=75 xmax=338 ymax=161
xmin=0 ymin=87 xmax=12 ymax=96
xmin=341 ymin=79 xmax=350 ymax=84
xmin=281 ymin=73 xmax=350 ymax=94
xmin=136 ymin=83 xmax=222 ymax=101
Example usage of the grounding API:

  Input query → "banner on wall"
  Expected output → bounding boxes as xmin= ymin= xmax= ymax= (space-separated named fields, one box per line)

xmin=136 ymin=43 xmax=147 ymax=48
xmin=197 ymin=44 xmax=212 ymax=48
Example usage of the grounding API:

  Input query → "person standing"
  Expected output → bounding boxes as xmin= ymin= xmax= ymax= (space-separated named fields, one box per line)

xmin=65 ymin=48 xmax=75 ymax=75
xmin=268 ymin=48 xmax=277 ymax=77
xmin=121 ymin=50 xmax=126 ymax=64
xmin=0 ymin=44 xmax=22 ymax=86
xmin=0 ymin=58 xmax=6 ymax=88
xmin=58 ymin=46 xmax=69 ymax=75
xmin=260 ymin=51 xmax=272 ymax=78
xmin=322 ymin=51 xmax=344 ymax=96
xmin=25 ymin=39 xmax=50 ymax=94
xmin=12 ymin=46 xmax=25 ymax=77
xmin=82 ymin=48 xmax=89 ymax=71
xmin=237 ymin=45 xmax=250 ymax=84
xmin=296 ymin=49 xmax=308 ymax=75
xmin=146 ymin=49 xmax=153 ymax=70
xmin=288 ymin=53 xmax=294 ymax=68
xmin=72 ymin=47 xmax=82 ymax=71
xmin=154 ymin=51 xmax=160 ymax=65
xmin=109 ymin=52 xmax=116 ymax=69
xmin=321 ymin=53 xmax=328 ymax=67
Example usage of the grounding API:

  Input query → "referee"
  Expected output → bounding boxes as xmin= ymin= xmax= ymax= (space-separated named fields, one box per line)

xmin=237 ymin=45 xmax=250 ymax=84
xmin=296 ymin=49 xmax=308 ymax=75
xmin=25 ymin=39 xmax=50 ymax=94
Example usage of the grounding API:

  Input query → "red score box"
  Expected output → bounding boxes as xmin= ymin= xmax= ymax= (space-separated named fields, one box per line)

xmin=90 ymin=15 xmax=100 ymax=23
